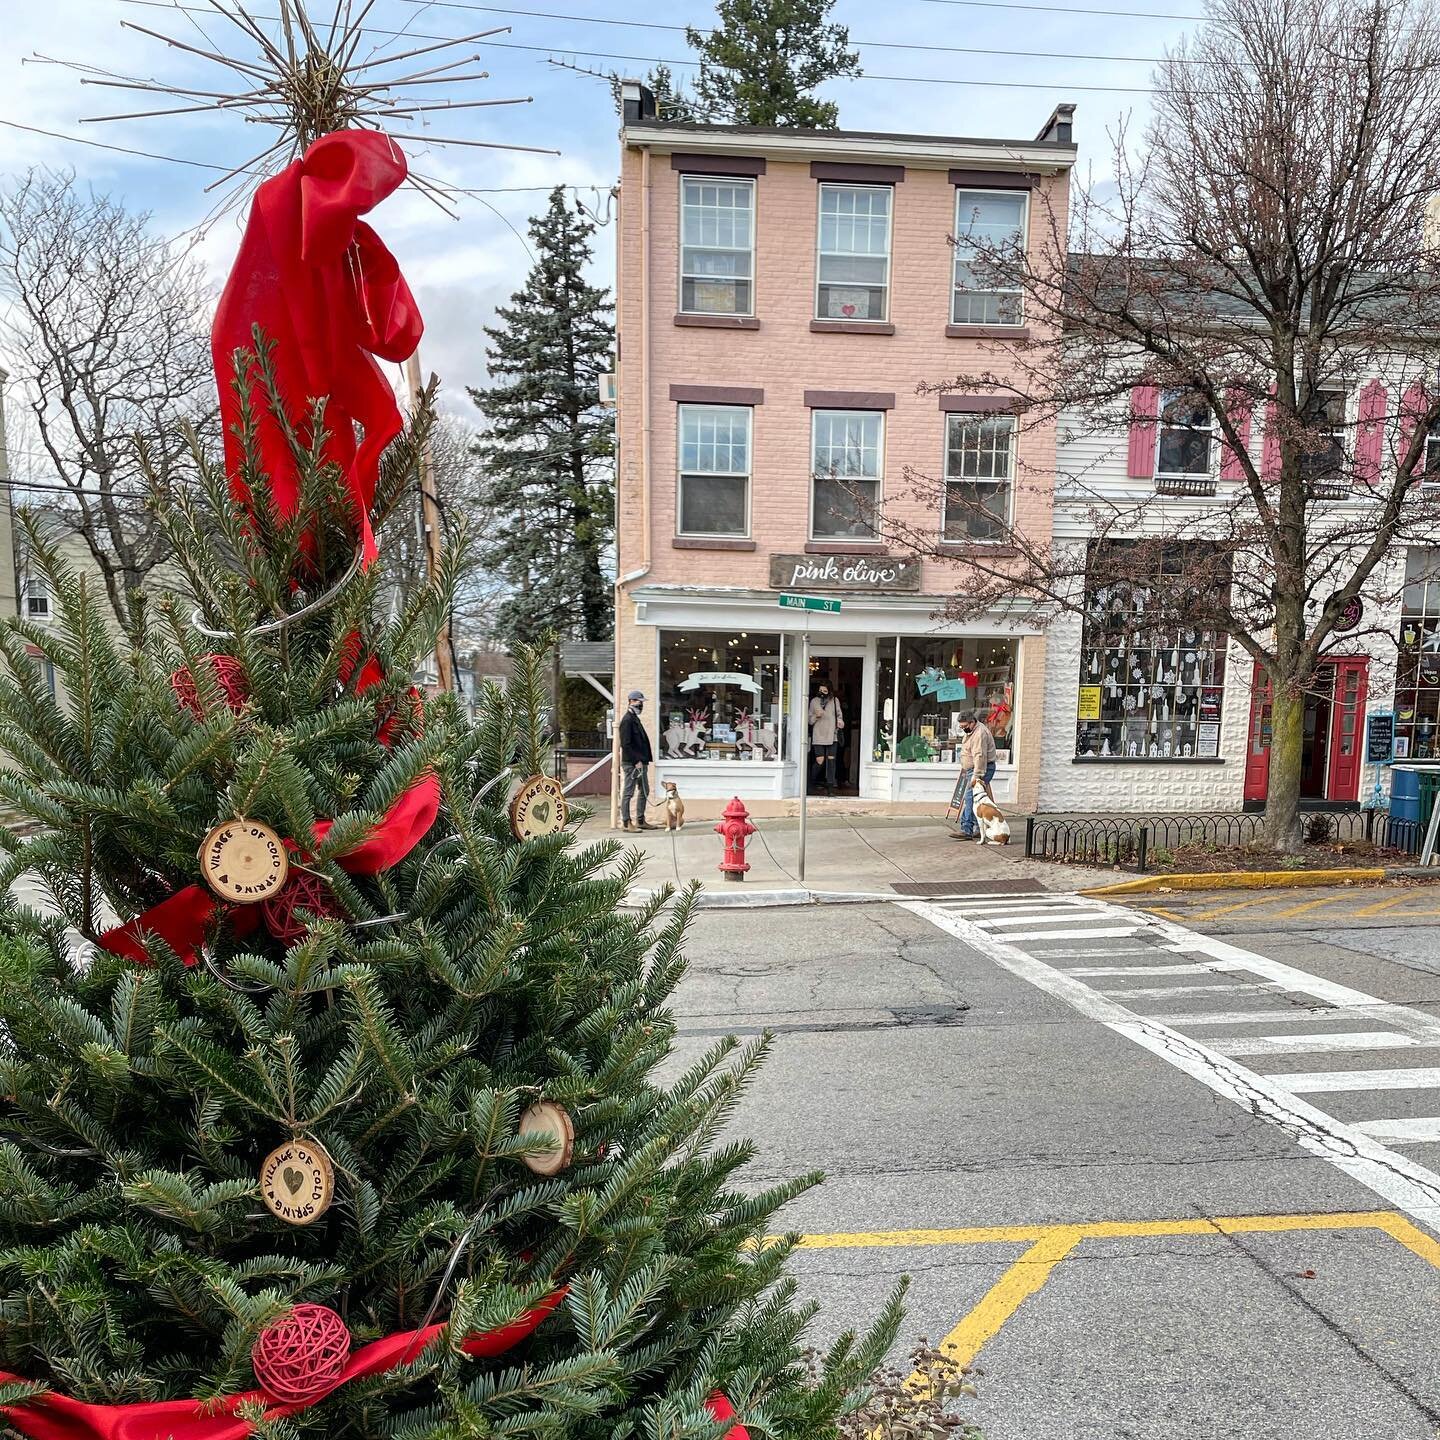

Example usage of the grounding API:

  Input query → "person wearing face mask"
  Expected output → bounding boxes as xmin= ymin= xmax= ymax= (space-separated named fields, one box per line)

xmin=807 ymin=681 xmax=845 ymax=795
xmin=618 ymin=689 xmax=655 ymax=831
xmin=951 ymin=709 xmax=997 ymax=840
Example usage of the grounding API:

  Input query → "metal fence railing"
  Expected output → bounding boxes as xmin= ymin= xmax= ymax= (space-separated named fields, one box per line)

xmin=1024 ymin=808 xmax=1423 ymax=873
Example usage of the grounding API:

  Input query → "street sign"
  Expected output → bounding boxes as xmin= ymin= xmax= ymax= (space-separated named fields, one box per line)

xmin=779 ymin=593 xmax=842 ymax=613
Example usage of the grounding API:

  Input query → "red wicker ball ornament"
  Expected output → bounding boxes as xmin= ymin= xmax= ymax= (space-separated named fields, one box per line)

xmin=252 ymin=1304 xmax=351 ymax=1404
xmin=171 ymin=654 xmax=249 ymax=718
xmin=260 ymin=869 xmax=339 ymax=943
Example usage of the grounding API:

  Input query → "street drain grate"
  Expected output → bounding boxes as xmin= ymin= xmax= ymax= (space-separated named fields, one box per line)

xmin=889 ymin=879 xmax=1048 ymax=897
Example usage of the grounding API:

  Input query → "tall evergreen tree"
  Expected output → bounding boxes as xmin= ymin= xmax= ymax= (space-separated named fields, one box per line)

xmin=471 ymin=190 xmax=615 ymax=649
xmin=686 ymin=0 xmax=861 ymax=129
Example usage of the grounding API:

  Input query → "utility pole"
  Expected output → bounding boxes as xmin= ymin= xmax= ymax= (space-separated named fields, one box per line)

xmin=402 ymin=349 xmax=455 ymax=694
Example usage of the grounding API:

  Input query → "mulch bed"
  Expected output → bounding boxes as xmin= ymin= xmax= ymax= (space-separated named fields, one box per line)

xmin=1145 ymin=839 xmax=1412 ymax=874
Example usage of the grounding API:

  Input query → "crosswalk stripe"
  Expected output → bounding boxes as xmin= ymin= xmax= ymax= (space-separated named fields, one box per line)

xmin=1098 ymin=982 xmax=1264 ymax=999
xmin=975 ymin=911 xmax=1113 ymax=929
xmin=1270 ymin=1067 xmax=1440 ymax=1093
xmin=1149 ymin=1008 xmax=1341 ymax=1025
xmin=1212 ymin=1031 xmax=1421 ymax=1057
xmin=1353 ymin=1117 xmax=1440 ymax=1144
xmin=1064 ymin=963 xmax=1212 ymax=977
xmin=1003 ymin=925 xmax=1141 ymax=942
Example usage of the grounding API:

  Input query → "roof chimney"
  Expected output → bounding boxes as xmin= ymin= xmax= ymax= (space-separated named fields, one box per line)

xmin=620 ymin=79 xmax=657 ymax=126
xmin=1035 ymin=103 xmax=1075 ymax=144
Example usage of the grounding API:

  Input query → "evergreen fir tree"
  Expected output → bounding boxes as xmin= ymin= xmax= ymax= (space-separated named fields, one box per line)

xmin=470 ymin=190 xmax=616 ymax=649
xmin=686 ymin=0 xmax=861 ymax=130
xmin=0 ymin=342 xmax=900 ymax=1437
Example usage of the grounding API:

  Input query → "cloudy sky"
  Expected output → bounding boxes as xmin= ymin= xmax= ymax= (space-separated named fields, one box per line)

xmin=0 ymin=0 xmax=1205 ymax=427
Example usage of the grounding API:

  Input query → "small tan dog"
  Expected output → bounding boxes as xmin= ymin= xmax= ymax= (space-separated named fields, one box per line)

xmin=972 ymin=777 xmax=1011 ymax=845
xmin=657 ymin=780 xmax=686 ymax=831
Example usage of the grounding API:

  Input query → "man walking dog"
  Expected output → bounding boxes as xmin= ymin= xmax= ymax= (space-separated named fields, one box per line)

xmin=618 ymin=689 xmax=654 ymax=831
xmin=951 ymin=709 xmax=997 ymax=841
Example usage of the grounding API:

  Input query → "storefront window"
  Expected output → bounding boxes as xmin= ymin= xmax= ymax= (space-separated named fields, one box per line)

xmin=658 ymin=630 xmax=785 ymax=761
xmin=1397 ymin=548 xmax=1440 ymax=758
xmin=1074 ymin=546 xmax=1228 ymax=759
xmin=872 ymin=636 xmax=1017 ymax=763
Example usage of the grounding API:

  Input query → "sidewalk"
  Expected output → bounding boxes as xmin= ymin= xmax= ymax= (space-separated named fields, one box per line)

xmin=578 ymin=808 xmax=1104 ymax=906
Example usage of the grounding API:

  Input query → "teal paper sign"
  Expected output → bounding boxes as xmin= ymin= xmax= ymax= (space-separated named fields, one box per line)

xmin=916 ymin=666 xmax=946 ymax=696
xmin=935 ymin=679 xmax=969 ymax=702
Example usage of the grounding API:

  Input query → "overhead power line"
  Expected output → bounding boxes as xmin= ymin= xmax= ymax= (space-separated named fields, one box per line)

xmin=917 ymin=0 xmax=1203 ymax=16
xmin=398 ymin=0 xmax=1193 ymax=65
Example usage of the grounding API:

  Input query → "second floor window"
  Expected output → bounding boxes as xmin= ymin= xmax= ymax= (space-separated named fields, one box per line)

xmin=24 ymin=578 xmax=50 ymax=619
xmin=944 ymin=414 xmax=1014 ymax=542
xmin=680 ymin=176 xmax=754 ymax=316
xmin=816 ymin=183 xmax=891 ymax=321
xmin=1156 ymin=389 xmax=1213 ymax=476
xmin=1426 ymin=422 xmax=1440 ymax=478
xmin=1300 ymin=388 xmax=1347 ymax=481
xmin=678 ymin=404 xmax=751 ymax=536
xmin=811 ymin=410 xmax=883 ymax=538
xmin=953 ymin=189 xmax=1026 ymax=326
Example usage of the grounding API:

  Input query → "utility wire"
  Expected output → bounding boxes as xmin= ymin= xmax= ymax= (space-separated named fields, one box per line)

xmin=917 ymin=0 xmax=1202 ymax=16
xmin=399 ymin=0 xmax=1193 ymax=65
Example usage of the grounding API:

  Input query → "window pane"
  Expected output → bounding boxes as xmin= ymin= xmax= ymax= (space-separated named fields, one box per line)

xmin=886 ymin=635 xmax=1017 ymax=763
xmin=812 ymin=477 xmax=880 ymax=536
xmin=1398 ymin=545 xmax=1440 ymax=757
xmin=952 ymin=189 xmax=1024 ymax=326
xmin=681 ymin=177 xmax=754 ymax=315
xmin=680 ymin=475 xmax=747 ymax=534
xmin=944 ymin=415 xmax=1012 ymax=539
xmin=1156 ymin=389 xmax=1212 ymax=476
xmin=817 ymin=184 xmax=890 ymax=321
xmin=659 ymin=630 xmax=784 ymax=761
xmin=813 ymin=411 xmax=882 ymax=478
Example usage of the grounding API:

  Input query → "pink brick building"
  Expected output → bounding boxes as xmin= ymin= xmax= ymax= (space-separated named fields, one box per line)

xmin=612 ymin=86 xmax=1075 ymax=811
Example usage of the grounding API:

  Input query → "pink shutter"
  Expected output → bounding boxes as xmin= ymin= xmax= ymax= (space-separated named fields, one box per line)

xmin=1259 ymin=384 xmax=1281 ymax=480
xmin=1127 ymin=384 xmax=1160 ymax=478
xmin=1354 ymin=379 xmax=1387 ymax=485
xmin=1219 ymin=386 xmax=1253 ymax=480
xmin=1399 ymin=381 xmax=1428 ymax=474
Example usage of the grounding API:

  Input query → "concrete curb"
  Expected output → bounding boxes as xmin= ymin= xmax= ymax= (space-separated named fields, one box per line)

xmin=623 ymin=887 xmax=900 ymax=910
xmin=1080 ymin=867 xmax=1388 ymax=897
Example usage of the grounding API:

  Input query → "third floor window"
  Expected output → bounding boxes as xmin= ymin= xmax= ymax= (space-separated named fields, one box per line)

xmin=816 ymin=183 xmax=891 ymax=322
xmin=953 ymin=188 xmax=1026 ymax=326
xmin=680 ymin=176 xmax=754 ymax=316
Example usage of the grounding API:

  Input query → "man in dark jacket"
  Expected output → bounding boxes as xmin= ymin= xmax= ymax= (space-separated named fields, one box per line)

xmin=618 ymin=689 xmax=654 ymax=830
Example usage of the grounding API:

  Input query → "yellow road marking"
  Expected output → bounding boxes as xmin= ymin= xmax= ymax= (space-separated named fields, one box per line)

xmin=1173 ymin=894 xmax=1300 ymax=923
xmin=790 ymin=1212 xmax=1440 ymax=1381
xmin=936 ymin=1228 xmax=1081 ymax=1369
xmin=1270 ymin=890 xmax=1373 ymax=920
xmin=1350 ymin=891 xmax=1433 ymax=918
xmin=1135 ymin=905 xmax=1196 ymax=921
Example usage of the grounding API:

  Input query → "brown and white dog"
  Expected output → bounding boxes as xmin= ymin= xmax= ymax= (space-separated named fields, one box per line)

xmin=972 ymin=777 xmax=1011 ymax=845
xmin=657 ymin=780 xmax=686 ymax=831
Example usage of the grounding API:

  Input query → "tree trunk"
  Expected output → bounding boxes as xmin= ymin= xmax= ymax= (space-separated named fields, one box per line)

xmin=1264 ymin=681 xmax=1306 ymax=853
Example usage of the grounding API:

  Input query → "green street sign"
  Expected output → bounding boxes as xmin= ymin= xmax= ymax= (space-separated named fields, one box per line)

xmin=778 ymin=593 xmax=842 ymax=613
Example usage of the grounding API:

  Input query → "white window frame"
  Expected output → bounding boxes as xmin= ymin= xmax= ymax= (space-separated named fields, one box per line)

xmin=942 ymin=412 xmax=1015 ymax=543
xmin=678 ymin=175 xmax=755 ymax=318
xmin=1420 ymin=422 xmax=1440 ymax=485
xmin=676 ymin=403 xmax=753 ymax=538
xmin=952 ymin=187 xmax=1027 ymax=327
xmin=1155 ymin=388 xmax=1215 ymax=479
xmin=23 ymin=577 xmax=50 ymax=620
xmin=814 ymin=182 xmax=892 ymax=323
xmin=809 ymin=409 xmax=885 ymax=540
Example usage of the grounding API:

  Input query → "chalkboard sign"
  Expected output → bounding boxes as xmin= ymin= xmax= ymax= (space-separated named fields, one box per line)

xmin=1366 ymin=711 xmax=1395 ymax=764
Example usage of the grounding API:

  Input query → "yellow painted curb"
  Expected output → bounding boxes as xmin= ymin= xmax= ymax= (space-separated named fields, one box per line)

xmin=1079 ymin=867 xmax=1387 ymax=897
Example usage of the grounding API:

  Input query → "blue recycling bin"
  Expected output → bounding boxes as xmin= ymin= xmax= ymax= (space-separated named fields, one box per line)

xmin=1391 ymin=766 xmax=1421 ymax=825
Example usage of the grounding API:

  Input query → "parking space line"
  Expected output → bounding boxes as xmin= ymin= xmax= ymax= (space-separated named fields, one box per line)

xmin=1271 ymin=891 xmax=1375 ymax=920
xmin=792 ymin=1211 xmax=1440 ymax=1372
xmin=1351 ymin=892 xmax=1434 ymax=919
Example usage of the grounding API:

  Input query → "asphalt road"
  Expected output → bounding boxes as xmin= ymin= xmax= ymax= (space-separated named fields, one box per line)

xmin=669 ymin=888 xmax=1440 ymax=1440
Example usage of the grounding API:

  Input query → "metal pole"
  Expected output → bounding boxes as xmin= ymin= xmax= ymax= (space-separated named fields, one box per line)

xmin=797 ymin=624 xmax=809 ymax=884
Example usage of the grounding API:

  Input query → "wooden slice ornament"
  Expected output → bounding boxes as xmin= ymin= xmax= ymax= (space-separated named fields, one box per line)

xmin=199 ymin=819 xmax=289 ymax=903
xmin=509 ymin=775 xmax=568 ymax=843
xmin=259 ymin=1137 xmax=335 ymax=1225
xmin=517 ymin=1100 xmax=574 ymax=1176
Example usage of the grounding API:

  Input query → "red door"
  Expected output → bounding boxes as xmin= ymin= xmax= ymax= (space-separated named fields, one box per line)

xmin=1325 ymin=657 xmax=1368 ymax=802
xmin=1243 ymin=661 xmax=1272 ymax=803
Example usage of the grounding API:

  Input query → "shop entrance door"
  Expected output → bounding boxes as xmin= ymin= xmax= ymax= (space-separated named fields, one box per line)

xmin=1242 ymin=658 xmax=1369 ymax=806
xmin=807 ymin=654 xmax=863 ymax=795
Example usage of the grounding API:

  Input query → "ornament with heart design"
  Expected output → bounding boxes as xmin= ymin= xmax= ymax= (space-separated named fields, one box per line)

xmin=508 ymin=774 xmax=568 ymax=842
xmin=260 ymin=1137 xmax=334 ymax=1226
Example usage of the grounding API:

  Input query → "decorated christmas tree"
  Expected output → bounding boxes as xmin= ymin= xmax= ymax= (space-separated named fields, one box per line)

xmin=0 ymin=8 xmax=899 ymax=1439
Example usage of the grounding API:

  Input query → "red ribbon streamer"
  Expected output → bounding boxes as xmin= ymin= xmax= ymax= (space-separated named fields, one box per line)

xmin=211 ymin=130 xmax=422 ymax=567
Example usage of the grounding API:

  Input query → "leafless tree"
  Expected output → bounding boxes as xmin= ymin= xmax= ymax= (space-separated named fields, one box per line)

xmin=0 ymin=170 xmax=214 ymax=639
xmin=885 ymin=0 xmax=1440 ymax=848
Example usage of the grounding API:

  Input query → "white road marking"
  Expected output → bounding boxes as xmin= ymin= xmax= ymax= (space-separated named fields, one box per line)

xmin=1003 ymin=925 xmax=1141 ymax=942
xmin=975 ymin=911 xmax=1113 ymax=929
xmin=1098 ymin=982 xmax=1266 ymax=999
xmin=1275 ymin=1067 xmax=1440 ymax=1093
xmin=1353 ymin=1118 xmax=1440 ymax=1144
xmin=1212 ymin=1031 xmax=1423 ymax=1057
xmin=902 ymin=897 xmax=1440 ymax=1232
xmin=1146 ymin=1008 xmax=1342 ymax=1025
xmin=1065 ymin=963 xmax=1213 ymax=977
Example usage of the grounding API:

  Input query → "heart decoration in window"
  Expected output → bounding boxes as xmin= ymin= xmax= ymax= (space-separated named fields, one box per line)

xmin=841 ymin=303 xmax=857 ymax=316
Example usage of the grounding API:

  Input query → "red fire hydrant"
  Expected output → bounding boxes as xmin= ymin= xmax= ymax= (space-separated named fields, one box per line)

xmin=715 ymin=796 xmax=756 ymax=882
